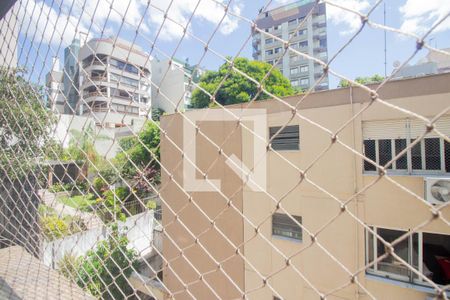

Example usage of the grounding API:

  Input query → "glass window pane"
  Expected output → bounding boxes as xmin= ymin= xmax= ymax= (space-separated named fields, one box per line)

xmin=422 ymin=232 xmax=450 ymax=285
xmin=364 ymin=140 xmax=376 ymax=171
xmin=411 ymin=139 xmax=422 ymax=170
xmin=377 ymin=228 xmax=410 ymax=278
xmin=395 ymin=139 xmax=407 ymax=170
xmin=272 ymin=213 xmax=302 ymax=241
xmin=425 ymin=138 xmax=441 ymax=170
xmin=378 ymin=139 xmax=392 ymax=169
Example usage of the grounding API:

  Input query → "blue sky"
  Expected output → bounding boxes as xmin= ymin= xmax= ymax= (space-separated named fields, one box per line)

xmin=15 ymin=0 xmax=450 ymax=88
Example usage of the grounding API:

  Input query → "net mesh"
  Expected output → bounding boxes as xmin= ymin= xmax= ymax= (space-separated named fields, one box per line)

xmin=0 ymin=0 xmax=449 ymax=299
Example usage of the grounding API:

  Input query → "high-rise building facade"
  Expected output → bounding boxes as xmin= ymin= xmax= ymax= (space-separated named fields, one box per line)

xmin=63 ymin=38 xmax=81 ymax=114
xmin=78 ymin=38 xmax=152 ymax=126
xmin=252 ymin=0 xmax=328 ymax=91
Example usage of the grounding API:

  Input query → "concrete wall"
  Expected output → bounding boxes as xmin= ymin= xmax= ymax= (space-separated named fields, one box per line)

xmin=43 ymin=211 xmax=155 ymax=268
xmin=160 ymin=73 xmax=450 ymax=299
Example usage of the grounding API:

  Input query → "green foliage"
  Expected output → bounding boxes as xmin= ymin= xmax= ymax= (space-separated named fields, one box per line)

xmin=59 ymin=194 xmax=96 ymax=212
xmin=151 ymin=107 xmax=165 ymax=121
xmin=39 ymin=205 xmax=86 ymax=240
xmin=338 ymin=74 xmax=385 ymax=88
xmin=48 ymin=182 xmax=74 ymax=193
xmin=115 ymin=121 xmax=160 ymax=178
xmin=0 ymin=68 xmax=55 ymax=181
xmin=145 ymin=200 xmax=157 ymax=210
xmin=100 ymin=187 xmax=130 ymax=222
xmin=190 ymin=57 xmax=296 ymax=108
xmin=41 ymin=215 xmax=69 ymax=240
xmin=76 ymin=226 xmax=138 ymax=299
xmin=58 ymin=254 xmax=81 ymax=281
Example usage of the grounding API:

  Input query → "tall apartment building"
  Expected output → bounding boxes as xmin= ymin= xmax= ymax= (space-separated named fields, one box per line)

xmin=45 ymin=57 xmax=65 ymax=113
xmin=79 ymin=37 xmax=152 ymax=126
xmin=151 ymin=58 xmax=204 ymax=114
xmin=252 ymin=0 xmax=328 ymax=91
xmin=63 ymin=38 xmax=81 ymax=114
xmin=160 ymin=73 xmax=450 ymax=299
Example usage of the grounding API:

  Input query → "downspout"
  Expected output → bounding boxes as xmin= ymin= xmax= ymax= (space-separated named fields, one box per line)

xmin=349 ymin=85 xmax=361 ymax=299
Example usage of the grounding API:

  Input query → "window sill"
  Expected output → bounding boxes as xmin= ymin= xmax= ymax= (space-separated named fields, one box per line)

xmin=363 ymin=172 xmax=450 ymax=177
xmin=365 ymin=274 xmax=449 ymax=297
xmin=272 ymin=235 xmax=302 ymax=243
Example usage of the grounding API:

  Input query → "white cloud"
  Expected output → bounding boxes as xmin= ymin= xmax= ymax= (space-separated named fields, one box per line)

xmin=18 ymin=0 xmax=242 ymax=46
xmin=326 ymin=0 xmax=371 ymax=35
xmin=147 ymin=0 xmax=242 ymax=41
xmin=17 ymin=0 xmax=87 ymax=46
xmin=399 ymin=0 xmax=450 ymax=36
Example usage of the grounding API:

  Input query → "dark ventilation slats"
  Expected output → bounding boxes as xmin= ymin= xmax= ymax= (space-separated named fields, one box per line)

xmin=269 ymin=125 xmax=299 ymax=151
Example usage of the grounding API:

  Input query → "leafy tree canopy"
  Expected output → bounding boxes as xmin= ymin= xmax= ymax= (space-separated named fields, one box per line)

xmin=114 ymin=121 xmax=160 ymax=178
xmin=0 ymin=68 xmax=55 ymax=180
xmin=338 ymin=74 xmax=385 ymax=88
xmin=190 ymin=57 xmax=296 ymax=108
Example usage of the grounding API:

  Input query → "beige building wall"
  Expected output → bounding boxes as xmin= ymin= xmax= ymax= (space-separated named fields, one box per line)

xmin=160 ymin=73 xmax=450 ymax=299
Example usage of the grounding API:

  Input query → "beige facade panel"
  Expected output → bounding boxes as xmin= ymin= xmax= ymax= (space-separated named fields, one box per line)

xmin=161 ymin=73 xmax=450 ymax=299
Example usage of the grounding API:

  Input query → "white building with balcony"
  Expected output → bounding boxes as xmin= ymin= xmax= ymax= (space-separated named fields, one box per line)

xmin=79 ymin=38 xmax=151 ymax=127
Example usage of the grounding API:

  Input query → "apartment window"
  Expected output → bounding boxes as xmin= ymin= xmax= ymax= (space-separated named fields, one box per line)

xmin=265 ymin=49 xmax=273 ymax=56
xmin=265 ymin=12 xmax=269 ymax=18
xmin=274 ymin=25 xmax=279 ymax=30
xmin=289 ymin=31 xmax=297 ymax=39
xmin=290 ymin=55 xmax=299 ymax=62
xmin=299 ymin=41 xmax=308 ymax=48
xmin=274 ymin=47 xmax=282 ymax=54
xmin=267 ymin=60 xmax=274 ymax=65
xmin=362 ymin=118 xmax=450 ymax=174
xmin=366 ymin=226 xmax=450 ymax=286
xmin=289 ymin=43 xmax=298 ymax=49
xmin=299 ymin=65 xmax=308 ymax=73
xmin=300 ymin=78 xmax=309 ymax=85
xmin=363 ymin=137 xmax=450 ymax=174
xmin=265 ymin=38 xmax=273 ymax=44
xmin=272 ymin=213 xmax=302 ymax=241
xmin=291 ymin=79 xmax=299 ymax=87
xmin=288 ymin=19 xmax=297 ymax=26
xmin=265 ymin=28 xmax=269 ymax=33
xmin=298 ymin=29 xmax=307 ymax=35
xmin=269 ymin=125 xmax=299 ymax=151
xmin=290 ymin=67 xmax=299 ymax=75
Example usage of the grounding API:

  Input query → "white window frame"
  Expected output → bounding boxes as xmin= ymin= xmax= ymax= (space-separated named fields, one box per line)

xmin=363 ymin=137 xmax=449 ymax=175
xmin=265 ymin=38 xmax=273 ymax=44
xmin=300 ymin=78 xmax=309 ymax=85
xmin=290 ymin=67 xmax=299 ymax=75
xmin=274 ymin=47 xmax=282 ymax=54
xmin=366 ymin=226 xmax=450 ymax=287
xmin=291 ymin=80 xmax=299 ymax=87
xmin=299 ymin=65 xmax=308 ymax=73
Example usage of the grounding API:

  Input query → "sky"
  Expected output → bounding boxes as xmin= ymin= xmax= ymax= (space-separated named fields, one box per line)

xmin=14 ymin=0 xmax=450 ymax=88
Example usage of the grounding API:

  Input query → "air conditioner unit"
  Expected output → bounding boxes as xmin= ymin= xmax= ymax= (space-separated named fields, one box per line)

xmin=425 ymin=177 xmax=450 ymax=205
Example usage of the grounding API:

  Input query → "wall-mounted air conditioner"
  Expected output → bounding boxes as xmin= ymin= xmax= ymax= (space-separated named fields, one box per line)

xmin=424 ymin=177 xmax=450 ymax=205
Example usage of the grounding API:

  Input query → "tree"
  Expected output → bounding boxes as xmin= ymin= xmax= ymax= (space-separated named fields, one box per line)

xmin=190 ymin=57 xmax=296 ymax=108
xmin=338 ymin=74 xmax=385 ymax=88
xmin=0 ymin=68 xmax=55 ymax=180
xmin=114 ymin=121 xmax=160 ymax=178
xmin=76 ymin=225 xmax=138 ymax=299
xmin=151 ymin=107 xmax=165 ymax=121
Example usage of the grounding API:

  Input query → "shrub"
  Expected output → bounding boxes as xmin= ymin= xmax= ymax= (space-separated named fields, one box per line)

xmin=41 ymin=215 xmax=69 ymax=240
xmin=76 ymin=226 xmax=138 ymax=299
xmin=58 ymin=254 xmax=81 ymax=281
xmin=146 ymin=200 xmax=157 ymax=210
